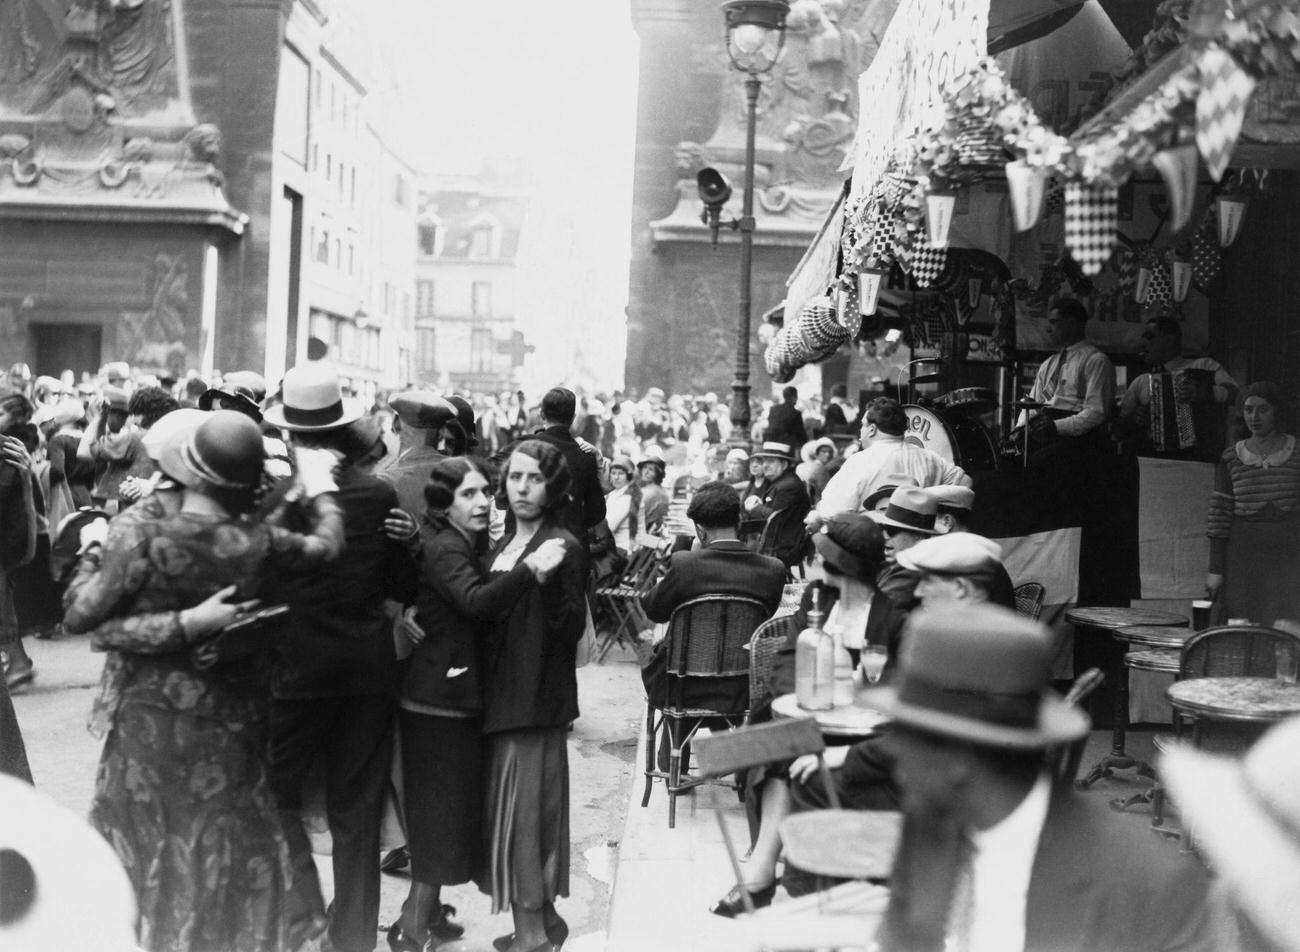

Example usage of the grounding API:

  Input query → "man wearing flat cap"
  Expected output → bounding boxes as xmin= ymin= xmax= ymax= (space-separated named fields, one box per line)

xmin=378 ymin=390 xmax=460 ymax=517
xmin=869 ymin=604 xmax=1216 ymax=952
xmin=900 ymin=530 xmax=1016 ymax=611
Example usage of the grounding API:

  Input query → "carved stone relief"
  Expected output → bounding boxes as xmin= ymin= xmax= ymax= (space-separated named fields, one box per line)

xmin=116 ymin=249 xmax=195 ymax=375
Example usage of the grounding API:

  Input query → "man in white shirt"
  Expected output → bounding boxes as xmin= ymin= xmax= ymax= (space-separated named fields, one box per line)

xmin=1016 ymin=298 xmax=1115 ymax=466
xmin=865 ymin=604 xmax=1218 ymax=952
xmin=809 ymin=397 xmax=969 ymax=529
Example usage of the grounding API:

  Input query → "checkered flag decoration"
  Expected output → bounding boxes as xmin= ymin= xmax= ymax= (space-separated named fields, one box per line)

xmin=912 ymin=244 xmax=948 ymax=288
xmin=1147 ymin=260 xmax=1172 ymax=307
xmin=1045 ymin=176 xmax=1066 ymax=215
xmin=1192 ymin=226 xmax=1223 ymax=291
xmin=1064 ymin=183 xmax=1118 ymax=276
xmin=1196 ymin=44 xmax=1257 ymax=182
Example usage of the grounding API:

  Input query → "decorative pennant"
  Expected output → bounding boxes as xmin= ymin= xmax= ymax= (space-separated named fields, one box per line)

xmin=912 ymin=245 xmax=948 ymax=288
xmin=1045 ymin=176 xmax=1066 ymax=215
xmin=1147 ymin=261 xmax=1172 ymax=306
xmin=1116 ymin=247 xmax=1138 ymax=296
xmin=1191 ymin=227 xmax=1223 ymax=291
xmin=1196 ymin=44 xmax=1258 ymax=181
xmin=1064 ymin=182 xmax=1118 ymax=276
xmin=1005 ymin=160 xmax=1048 ymax=232
xmin=1152 ymin=143 xmax=1200 ymax=232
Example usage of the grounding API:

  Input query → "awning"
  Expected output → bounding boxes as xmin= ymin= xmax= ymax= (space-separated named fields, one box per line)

xmin=782 ymin=182 xmax=847 ymax=325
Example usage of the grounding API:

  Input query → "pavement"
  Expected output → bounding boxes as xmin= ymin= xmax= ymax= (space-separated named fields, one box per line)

xmin=10 ymin=629 xmax=1191 ymax=952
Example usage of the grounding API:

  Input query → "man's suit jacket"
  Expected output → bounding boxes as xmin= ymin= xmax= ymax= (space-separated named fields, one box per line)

xmin=640 ymin=540 xmax=786 ymax=710
xmin=1022 ymin=787 xmax=1216 ymax=952
xmin=765 ymin=401 xmax=808 ymax=448
xmin=749 ymin=468 xmax=811 ymax=565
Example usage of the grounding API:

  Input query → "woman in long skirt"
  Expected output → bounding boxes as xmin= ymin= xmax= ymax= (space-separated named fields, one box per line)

xmin=479 ymin=440 xmax=586 ymax=952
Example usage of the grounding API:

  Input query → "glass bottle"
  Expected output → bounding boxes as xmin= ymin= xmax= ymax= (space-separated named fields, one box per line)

xmin=831 ymin=625 xmax=855 ymax=708
xmin=795 ymin=586 xmax=834 ymax=711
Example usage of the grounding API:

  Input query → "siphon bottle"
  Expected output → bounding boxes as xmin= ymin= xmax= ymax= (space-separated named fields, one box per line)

xmin=795 ymin=585 xmax=834 ymax=711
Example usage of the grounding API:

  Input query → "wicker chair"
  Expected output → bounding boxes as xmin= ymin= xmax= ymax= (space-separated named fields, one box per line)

xmin=746 ymin=615 xmax=798 ymax=720
xmin=641 ymin=594 xmax=772 ymax=828
xmin=1013 ymin=581 xmax=1046 ymax=621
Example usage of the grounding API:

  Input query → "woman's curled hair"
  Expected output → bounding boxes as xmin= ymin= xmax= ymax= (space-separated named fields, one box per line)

xmin=498 ymin=439 xmax=571 ymax=513
xmin=424 ymin=455 xmax=492 ymax=519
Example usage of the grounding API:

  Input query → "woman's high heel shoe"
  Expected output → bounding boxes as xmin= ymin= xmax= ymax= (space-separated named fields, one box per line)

xmin=386 ymin=922 xmax=422 ymax=952
xmin=491 ymin=916 xmax=568 ymax=952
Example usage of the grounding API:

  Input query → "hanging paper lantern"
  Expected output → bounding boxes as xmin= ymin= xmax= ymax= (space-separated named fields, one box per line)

xmin=925 ymin=190 xmax=956 ymax=249
xmin=1170 ymin=251 xmax=1193 ymax=303
xmin=858 ymin=265 xmax=888 ymax=317
xmin=1064 ymin=182 xmax=1119 ymax=276
xmin=1215 ymin=192 xmax=1248 ymax=247
xmin=1152 ymin=143 xmax=1200 ymax=232
xmin=1005 ymin=160 xmax=1048 ymax=232
xmin=1135 ymin=265 xmax=1152 ymax=304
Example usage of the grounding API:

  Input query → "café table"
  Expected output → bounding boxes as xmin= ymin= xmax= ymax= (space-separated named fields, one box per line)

xmin=770 ymin=692 xmax=889 ymax=741
xmin=1166 ymin=676 xmax=1300 ymax=731
xmin=1065 ymin=606 xmax=1188 ymax=790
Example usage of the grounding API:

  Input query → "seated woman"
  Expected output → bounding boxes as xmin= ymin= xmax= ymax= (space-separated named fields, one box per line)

xmin=711 ymin=512 xmax=905 ymax=917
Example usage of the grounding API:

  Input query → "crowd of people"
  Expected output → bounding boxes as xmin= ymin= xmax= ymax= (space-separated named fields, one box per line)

xmin=0 ymin=331 xmax=1298 ymax=952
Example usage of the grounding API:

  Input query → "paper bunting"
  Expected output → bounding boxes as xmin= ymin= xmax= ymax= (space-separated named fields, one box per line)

xmin=1192 ymin=228 xmax=1223 ymax=291
xmin=1064 ymin=183 xmax=1118 ymax=276
xmin=912 ymin=245 xmax=948 ymax=288
xmin=1152 ymin=144 xmax=1200 ymax=232
xmin=1045 ymin=176 xmax=1065 ymax=216
xmin=1147 ymin=261 xmax=1172 ymax=306
xmin=1196 ymin=45 xmax=1257 ymax=182
xmin=1116 ymin=247 xmax=1138 ymax=296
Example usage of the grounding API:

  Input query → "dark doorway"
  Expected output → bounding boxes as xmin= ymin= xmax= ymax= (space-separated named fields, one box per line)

xmin=31 ymin=324 xmax=102 ymax=380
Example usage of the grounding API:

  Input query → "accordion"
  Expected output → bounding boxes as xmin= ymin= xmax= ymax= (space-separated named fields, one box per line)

xmin=1148 ymin=371 xmax=1198 ymax=453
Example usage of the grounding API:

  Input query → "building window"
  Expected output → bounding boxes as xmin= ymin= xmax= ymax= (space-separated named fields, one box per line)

xmin=347 ymin=244 xmax=354 ymax=276
xmin=350 ymin=167 xmax=357 ymax=204
xmin=416 ymin=280 xmax=435 ymax=317
xmin=393 ymin=174 xmax=408 ymax=207
xmin=315 ymin=229 xmax=330 ymax=264
xmin=469 ymin=224 xmax=494 ymax=258
xmin=418 ymin=224 xmax=438 ymax=256
xmin=471 ymin=281 xmax=492 ymax=318
xmin=470 ymin=328 xmax=493 ymax=373
xmin=417 ymin=327 xmax=437 ymax=373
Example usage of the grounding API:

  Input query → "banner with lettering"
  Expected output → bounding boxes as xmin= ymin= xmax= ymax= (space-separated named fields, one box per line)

xmin=845 ymin=0 xmax=990 ymax=202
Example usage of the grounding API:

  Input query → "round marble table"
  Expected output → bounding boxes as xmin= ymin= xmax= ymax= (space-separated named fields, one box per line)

xmin=1066 ymin=607 xmax=1188 ymax=789
xmin=1114 ymin=625 xmax=1195 ymax=651
xmin=1124 ymin=648 xmax=1180 ymax=674
xmin=771 ymin=693 xmax=889 ymax=739
xmin=1167 ymin=677 xmax=1300 ymax=724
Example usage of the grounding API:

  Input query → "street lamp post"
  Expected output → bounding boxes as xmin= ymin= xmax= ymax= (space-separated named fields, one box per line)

xmin=721 ymin=0 xmax=788 ymax=448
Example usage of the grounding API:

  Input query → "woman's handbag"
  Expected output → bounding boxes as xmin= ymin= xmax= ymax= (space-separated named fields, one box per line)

xmin=191 ymin=604 xmax=291 ymax=671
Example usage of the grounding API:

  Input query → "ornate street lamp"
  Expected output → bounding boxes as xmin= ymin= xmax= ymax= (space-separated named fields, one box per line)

xmin=721 ymin=0 xmax=789 ymax=446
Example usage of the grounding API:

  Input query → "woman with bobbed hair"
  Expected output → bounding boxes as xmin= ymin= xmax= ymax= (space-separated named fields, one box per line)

xmin=386 ymin=456 xmax=564 ymax=952
xmin=481 ymin=440 xmax=586 ymax=952
xmin=1206 ymin=380 xmax=1300 ymax=625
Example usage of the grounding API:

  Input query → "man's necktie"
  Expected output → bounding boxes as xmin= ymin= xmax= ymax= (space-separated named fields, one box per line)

xmin=945 ymin=836 xmax=976 ymax=952
xmin=1047 ymin=349 xmax=1068 ymax=399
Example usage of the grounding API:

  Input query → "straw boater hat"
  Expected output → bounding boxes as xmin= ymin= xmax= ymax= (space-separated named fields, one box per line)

xmin=1161 ymin=718 xmax=1300 ymax=952
xmin=897 ymin=532 xmax=1002 ymax=581
xmin=869 ymin=485 xmax=940 ymax=535
xmin=264 ymin=362 xmax=363 ymax=432
xmin=752 ymin=441 xmax=795 ymax=462
xmin=862 ymin=603 xmax=1090 ymax=749
xmin=159 ymin=411 xmax=265 ymax=493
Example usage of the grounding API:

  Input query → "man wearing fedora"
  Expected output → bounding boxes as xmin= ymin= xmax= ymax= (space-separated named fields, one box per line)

xmin=868 ymin=604 xmax=1216 ymax=952
xmin=869 ymin=486 xmax=941 ymax=612
xmin=264 ymin=362 xmax=422 ymax=952
xmin=743 ymin=441 xmax=811 ymax=569
xmin=811 ymin=397 xmax=970 ymax=531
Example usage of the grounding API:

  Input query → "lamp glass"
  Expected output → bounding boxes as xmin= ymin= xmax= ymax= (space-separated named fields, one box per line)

xmin=728 ymin=26 xmax=781 ymax=72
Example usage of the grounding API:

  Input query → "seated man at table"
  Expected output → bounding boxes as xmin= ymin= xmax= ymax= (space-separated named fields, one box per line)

xmin=711 ymin=513 xmax=905 ymax=917
xmin=640 ymin=481 xmax=786 ymax=716
xmin=870 ymin=486 xmax=941 ymax=612
xmin=869 ymin=604 xmax=1217 ymax=952
xmin=901 ymin=529 xmax=1016 ymax=612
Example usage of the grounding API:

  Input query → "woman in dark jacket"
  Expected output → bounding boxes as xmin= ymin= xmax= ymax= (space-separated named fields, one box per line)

xmin=480 ymin=440 xmax=586 ymax=952
xmin=387 ymin=456 xmax=564 ymax=952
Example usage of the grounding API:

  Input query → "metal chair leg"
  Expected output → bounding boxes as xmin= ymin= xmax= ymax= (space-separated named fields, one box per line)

xmin=641 ymin=704 xmax=657 ymax=808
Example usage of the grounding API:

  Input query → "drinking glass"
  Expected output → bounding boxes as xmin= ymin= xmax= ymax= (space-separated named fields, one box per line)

xmin=1277 ymin=644 xmax=1299 ymax=685
xmin=1191 ymin=600 xmax=1212 ymax=630
xmin=861 ymin=646 xmax=888 ymax=685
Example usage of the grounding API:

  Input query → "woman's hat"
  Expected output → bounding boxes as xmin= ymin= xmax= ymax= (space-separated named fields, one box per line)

xmin=869 ymin=486 xmax=939 ymax=535
xmin=800 ymin=437 xmax=836 ymax=463
xmin=637 ymin=445 xmax=667 ymax=469
xmin=447 ymin=395 xmax=479 ymax=450
xmin=725 ymin=448 xmax=750 ymax=465
xmin=862 ymin=603 xmax=1090 ymax=749
xmin=264 ymin=363 xmax=363 ymax=432
xmin=1161 ymin=718 xmax=1300 ymax=952
xmin=752 ymin=441 xmax=795 ymax=462
xmin=100 ymin=386 xmax=129 ymax=412
xmin=160 ymin=410 xmax=265 ymax=492
xmin=143 ymin=408 xmax=208 ymax=464
xmin=812 ymin=512 xmax=886 ymax=580
xmin=198 ymin=380 xmax=262 ymax=418
xmin=610 ymin=456 xmax=636 ymax=477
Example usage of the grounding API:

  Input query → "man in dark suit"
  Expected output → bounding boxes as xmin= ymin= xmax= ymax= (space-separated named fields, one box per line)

xmin=742 ymin=441 xmax=811 ymax=570
xmin=640 ymin=481 xmax=786 ymax=712
xmin=865 ymin=604 xmax=1217 ymax=952
xmin=765 ymin=386 xmax=807 ymax=447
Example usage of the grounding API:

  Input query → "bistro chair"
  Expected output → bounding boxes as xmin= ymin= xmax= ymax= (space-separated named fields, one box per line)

xmin=745 ymin=614 xmax=798 ymax=724
xmin=641 ymin=594 xmax=771 ymax=828
xmin=1013 ymin=581 xmax=1046 ymax=621
xmin=592 ymin=540 xmax=669 ymax=662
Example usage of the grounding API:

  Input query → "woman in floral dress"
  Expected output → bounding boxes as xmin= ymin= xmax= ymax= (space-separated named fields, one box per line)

xmin=63 ymin=411 xmax=345 ymax=952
